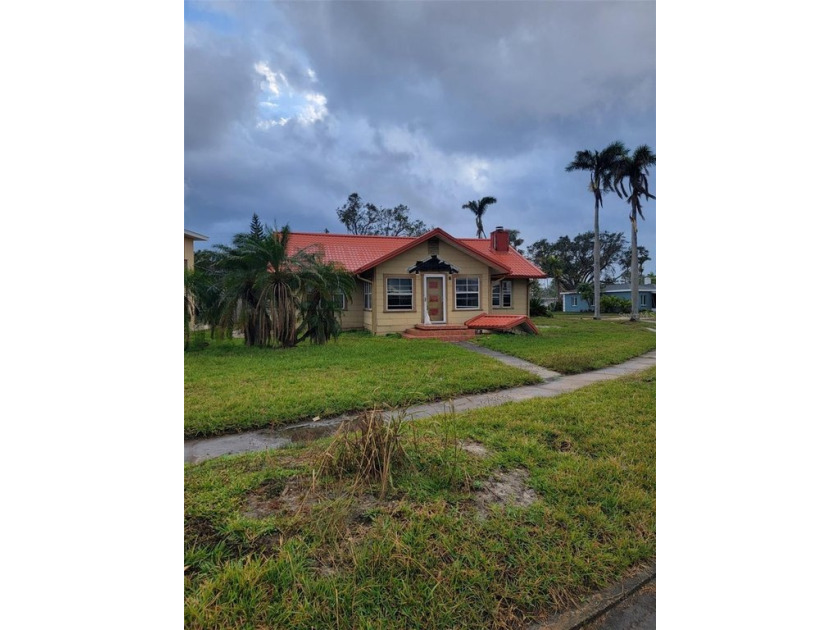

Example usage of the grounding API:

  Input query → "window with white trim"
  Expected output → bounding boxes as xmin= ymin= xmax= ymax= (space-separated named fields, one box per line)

xmin=455 ymin=277 xmax=480 ymax=309
xmin=363 ymin=282 xmax=371 ymax=310
xmin=641 ymin=294 xmax=648 ymax=307
xmin=334 ymin=292 xmax=346 ymax=310
xmin=492 ymin=281 xmax=512 ymax=308
xmin=386 ymin=277 xmax=413 ymax=310
xmin=571 ymin=296 xmax=578 ymax=307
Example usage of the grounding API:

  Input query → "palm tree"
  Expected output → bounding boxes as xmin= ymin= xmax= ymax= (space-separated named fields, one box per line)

xmin=613 ymin=145 xmax=656 ymax=321
xmin=191 ymin=249 xmax=227 ymax=339
xmin=214 ymin=230 xmax=269 ymax=347
xmin=213 ymin=219 xmax=356 ymax=347
xmin=297 ymin=260 xmax=356 ymax=345
xmin=507 ymin=228 xmax=525 ymax=253
xmin=462 ymin=196 xmax=497 ymax=238
xmin=565 ymin=141 xmax=627 ymax=319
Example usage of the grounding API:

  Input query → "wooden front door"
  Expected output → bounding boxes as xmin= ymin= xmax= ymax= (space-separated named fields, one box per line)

xmin=424 ymin=275 xmax=446 ymax=323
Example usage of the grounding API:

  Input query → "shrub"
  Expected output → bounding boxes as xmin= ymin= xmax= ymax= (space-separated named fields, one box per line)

xmin=529 ymin=297 xmax=552 ymax=317
xmin=600 ymin=295 xmax=632 ymax=313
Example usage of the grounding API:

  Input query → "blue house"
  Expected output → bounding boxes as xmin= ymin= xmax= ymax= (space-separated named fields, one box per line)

xmin=560 ymin=282 xmax=656 ymax=313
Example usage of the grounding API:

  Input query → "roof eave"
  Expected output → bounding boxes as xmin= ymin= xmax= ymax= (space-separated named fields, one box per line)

xmin=355 ymin=227 xmax=512 ymax=275
xmin=185 ymin=229 xmax=209 ymax=241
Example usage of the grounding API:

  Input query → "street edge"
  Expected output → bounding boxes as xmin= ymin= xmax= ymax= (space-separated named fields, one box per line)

xmin=531 ymin=562 xmax=656 ymax=630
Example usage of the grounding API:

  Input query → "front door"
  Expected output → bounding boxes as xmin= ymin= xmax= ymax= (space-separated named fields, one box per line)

xmin=424 ymin=275 xmax=446 ymax=324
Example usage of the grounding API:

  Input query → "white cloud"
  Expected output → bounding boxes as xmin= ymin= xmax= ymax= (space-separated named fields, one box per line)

xmin=298 ymin=92 xmax=328 ymax=124
xmin=254 ymin=61 xmax=287 ymax=96
xmin=256 ymin=117 xmax=290 ymax=129
xmin=253 ymin=61 xmax=329 ymax=128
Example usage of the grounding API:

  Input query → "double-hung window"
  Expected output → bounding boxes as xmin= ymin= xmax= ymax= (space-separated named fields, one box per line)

xmin=641 ymin=294 xmax=648 ymax=307
xmin=571 ymin=296 xmax=578 ymax=307
xmin=386 ymin=277 xmax=413 ymax=310
xmin=363 ymin=282 xmax=371 ymax=310
xmin=492 ymin=281 xmax=512 ymax=308
xmin=455 ymin=277 xmax=480 ymax=309
xmin=334 ymin=292 xmax=346 ymax=310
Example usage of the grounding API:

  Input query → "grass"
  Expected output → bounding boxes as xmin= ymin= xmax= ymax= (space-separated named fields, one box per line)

xmin=184 ymin=367 xmax=656 ymax=629
xmin=474 ymin=316 xmax=656 ymax=374
xmin=185 ymin=332 xmax=540 ymax=438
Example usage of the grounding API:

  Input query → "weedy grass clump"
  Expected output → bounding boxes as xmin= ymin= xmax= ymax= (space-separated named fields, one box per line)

xmin=316 ymin=408 xmax=409 ymax=499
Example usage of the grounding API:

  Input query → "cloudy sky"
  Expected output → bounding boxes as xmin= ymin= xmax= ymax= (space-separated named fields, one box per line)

xmin=184 ymin=0 xmax=656 ymax=272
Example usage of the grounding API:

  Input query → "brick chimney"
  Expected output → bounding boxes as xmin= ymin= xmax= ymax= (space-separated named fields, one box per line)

xmin=491 ymin=226 xmax=509 ymax=252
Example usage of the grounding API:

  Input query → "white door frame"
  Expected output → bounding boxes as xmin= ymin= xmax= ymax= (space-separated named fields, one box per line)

xmin=423 ymin=274 xmax=447 ymax=324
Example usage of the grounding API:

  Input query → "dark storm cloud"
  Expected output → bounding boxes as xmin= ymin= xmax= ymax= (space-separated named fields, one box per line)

xmin=184 ymin=1 xmax=656 ymax=271
xmin=184 ymin=24 xmax=260 ymax=150
xmin=275 ymin=1 xmax=654 ymax=152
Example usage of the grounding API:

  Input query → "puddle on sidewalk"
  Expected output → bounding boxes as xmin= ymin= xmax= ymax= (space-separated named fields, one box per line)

xmin=184 ymin=420 xmax=346 ymax=464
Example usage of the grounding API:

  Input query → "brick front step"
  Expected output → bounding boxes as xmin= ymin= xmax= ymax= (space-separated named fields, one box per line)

xmin=401 ymin=331 xmax=476 ymax=342
xmin=414 ymin=324 xmax=470 ymax=331
xmin=405 ymin=329 xmax=476 ymax=338
xmin=401 ymin=324 xmax=476 ymax=341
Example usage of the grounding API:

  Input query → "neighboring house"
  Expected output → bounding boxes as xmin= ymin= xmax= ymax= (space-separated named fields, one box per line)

xmin=560 ymin=281 xmax=657 ymax=313
xmin=287 ymin=226 xmax=546 ymax=336
xmin=184 ymin=229 xmax=209 ymax=270
xmin=185 ymin=229 xmax=208 ymax=330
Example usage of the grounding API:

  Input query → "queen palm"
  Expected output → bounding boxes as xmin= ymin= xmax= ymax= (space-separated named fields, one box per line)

xmin=565 ymin=141 xmax=627 ymax=319
xmin=215 ymin=220 xmax=354 ymax=347
xmin=462 ymin=196 xmax=497 ymax=238
xmin=613 ymin=145 xmax=656 ymax=321
xmin=296 ymin=260 xmax=356 ymax=345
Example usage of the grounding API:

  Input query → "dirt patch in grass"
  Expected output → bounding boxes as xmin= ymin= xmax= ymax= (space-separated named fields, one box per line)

xmin=242 ymin=476 xmax=316 ymax=518
xmin=184 ymin=515 xmax=220 ymax=548
xmin=243 ymin=475 xmax=403 ymax=522
xmin=472 ymin=468 xmax=539 ymax=516
xmin=459 ymin=440 xmax=491 ymax=458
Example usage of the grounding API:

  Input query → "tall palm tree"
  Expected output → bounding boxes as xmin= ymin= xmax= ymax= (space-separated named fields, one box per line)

xmin=613 ymin=145 xmax=656 ymax=321
xmin=462 ymin=196 xmax=497 ymax=238
xmin=565 ymin=141 xmax=627 ymax=319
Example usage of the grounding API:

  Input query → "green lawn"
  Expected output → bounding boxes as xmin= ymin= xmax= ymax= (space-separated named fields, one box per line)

xmin=185 ymin=332 xmax=540 ymax=438
xmin=185 ymin=367 xmax=656 ymax=629
xmin=474 ymin=316 xmax=656 ymax=374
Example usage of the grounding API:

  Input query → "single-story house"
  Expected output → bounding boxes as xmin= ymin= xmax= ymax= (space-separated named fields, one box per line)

xmin=559 ymin=281 xmax=656 ymax=313
xmin=287 ymin=226 xmax=547 ymax=337
xmin=185 ymin=229 xmax=208 ymax=270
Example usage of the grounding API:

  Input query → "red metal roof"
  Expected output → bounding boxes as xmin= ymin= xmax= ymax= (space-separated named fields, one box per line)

xmin=285 ymin=229 xmax=546 ymax=278
xmin=460 ymin=238 xmax=547 ymax=278
xmin=464 ymin=314 xmax=540 ymax=334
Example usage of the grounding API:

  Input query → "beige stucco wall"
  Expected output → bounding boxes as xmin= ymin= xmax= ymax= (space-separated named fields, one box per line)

xmin=184 ymin=236 xmax=196 ymax=270
xmin=488 ymin=278 xmax=530 ymax=316
xmin=367 ymin=240 xmax=496 ymax=335
xmin=339 ymin=279 xmax=366 ymax=330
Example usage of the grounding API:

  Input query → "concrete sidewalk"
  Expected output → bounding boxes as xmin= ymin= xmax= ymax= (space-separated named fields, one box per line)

xmin=531 ymin=563 xmax=656 ymax=630
xmin=185 ymin=349 xmax=655 ymax=464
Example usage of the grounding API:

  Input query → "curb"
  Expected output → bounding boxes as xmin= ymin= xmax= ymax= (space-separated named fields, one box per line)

xmin=530 ymin=563 xmax=656 ymax=630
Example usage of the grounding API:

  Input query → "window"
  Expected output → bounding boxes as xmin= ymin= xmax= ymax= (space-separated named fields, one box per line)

xmin=363 ymin=282 xmax=371 ymax=310
xmin=455 ymin=277 xmax=480 ymax=309
xmin=571 ymin=296 xmax=578 ymax=307
xmin=492 ymin=281 xmax=512 ymax=308
xmin=334 ymin=292 xmax=346 ymax=310
xmin=386 ymin=277 xmax=413 ymax=310
xmin=641 ymin=294 xmax=648 ymax=307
